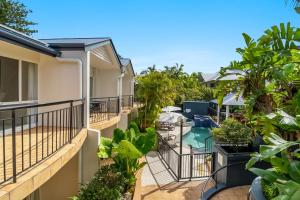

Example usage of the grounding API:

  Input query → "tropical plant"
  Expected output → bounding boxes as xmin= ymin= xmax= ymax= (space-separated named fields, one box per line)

xmin=98 ymin=122 xmax=156 ymax=184
xmin=0 ymin=0 xmax=37 ymax=35
xmin=215 ymin=23 xmax=300 ymax=120
xmin=135 ymin=69 xmax=176 ymax=129
xmin=136 ymin=64 xmax=215 ymax=129
xmin=72 ymin=165 xmax=130 ymax=200
xmin=252 ymin=110 xmax=300 ymax=139
xmin=246 ymin=131 xmax=300 ymax=200
xmin=212 ymin=118 xmax=252 ymax=152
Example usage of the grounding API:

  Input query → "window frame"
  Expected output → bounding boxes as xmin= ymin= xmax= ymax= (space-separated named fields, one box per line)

xmin=0 ymin=55 xmax=38 ymax=105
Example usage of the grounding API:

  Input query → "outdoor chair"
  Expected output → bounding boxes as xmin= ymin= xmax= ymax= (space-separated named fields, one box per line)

xmin=158 ymin=121 xmax=175 ymax=131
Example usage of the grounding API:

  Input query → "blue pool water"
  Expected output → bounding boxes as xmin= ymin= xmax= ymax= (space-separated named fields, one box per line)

xmin=182 ymin=127 xmax=211 ymax=149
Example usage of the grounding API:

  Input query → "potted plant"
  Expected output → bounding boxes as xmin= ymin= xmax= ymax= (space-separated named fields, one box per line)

xmin=246 ymin=132 xmax=300 ymax=200
xmin=212 ymin=118 xmax=268 ymax=187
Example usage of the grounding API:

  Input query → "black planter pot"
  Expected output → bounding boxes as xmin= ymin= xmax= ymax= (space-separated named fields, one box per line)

xmin=249 ymin=177 xmax=267 ymax=200
xmin=213 ymin=144 xmax=269 ymax=187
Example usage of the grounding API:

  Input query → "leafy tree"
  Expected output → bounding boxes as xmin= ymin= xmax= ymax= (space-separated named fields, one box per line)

xmin=136 ymin=64 xmax=215 ymax=128
xmin=135 ymin=69 xmax=176 ymax=129
xmin=215 ymin=23 xmax=300 ymax=119
xmin=0 ymin=0 xmax=37 ymax=35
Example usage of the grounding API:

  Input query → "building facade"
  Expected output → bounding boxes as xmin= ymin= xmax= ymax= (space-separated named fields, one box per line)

xmin=0 ymin=25 xmax=136 ymax=200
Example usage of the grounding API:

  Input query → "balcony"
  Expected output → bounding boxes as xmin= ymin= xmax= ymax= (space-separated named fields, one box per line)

xmin=89 ymin=97 xmax=120 ymax=130
xmin=121 ymin=95 xmax=134 ymax=111
xmin=89 ymin=95 xmax=139 ymax=130
xmin=0 ymin=99 xmax=84 ymax=185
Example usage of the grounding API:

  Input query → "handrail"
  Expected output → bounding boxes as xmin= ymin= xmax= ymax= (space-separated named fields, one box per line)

xmin=89 ymin=96 xmax=120 ymax=123
xmin=200 ymin=161 xmax=248 ymax=200
xmin=157 ymin=132 xmax=213 ymax=181
xmin=157 ymin=133 xmax=180 ymax=156
xmin=0 ymin=99 xmax=84 ymax=184
xmin=0 ymin=99 xmax=84 ymax=111
xmin=90 ymin=96 xmax=119 ymax=100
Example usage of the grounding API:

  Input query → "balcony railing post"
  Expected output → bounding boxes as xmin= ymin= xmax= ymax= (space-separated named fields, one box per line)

xmin=107 ymin=98 xmax=110 ymax=120
xmin=117 ymin=96 xmax=120 ymax=114
xmin=12 ymin=109 xmax=17 ymax=183
xmin=81 ymin=100 xmax=84 ymax=128
xmin=189 ymin=145 xmax=193 ymax=181
xmin=211 ymin=152 xmax=216 ymax=174
xmin=69 ymin=101 xmax=73 ymax=144
xmin=178 ymin=154 xmax=181 ymax=181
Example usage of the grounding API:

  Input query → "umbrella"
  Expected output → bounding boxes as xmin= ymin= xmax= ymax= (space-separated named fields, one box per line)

xmin=159 ymin=112 xmax=187 ymax=123
xmin=162 ymin=106 xmax=182 ymax=112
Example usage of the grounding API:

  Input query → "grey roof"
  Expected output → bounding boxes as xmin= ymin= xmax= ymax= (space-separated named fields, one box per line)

xmin=0 ymin=24 xmax=59 ymax=56
xmin=119 ymin=56 xmax=130 ymax=67
xmin=202 ymin=70 xmax=243 ymax=83
xmin=42 ymin=37 xmax=123 ymax=69
xmin=118 ymin=55 xmax=135 ymax=76
xmin=202 ymin=72 xmax=219 ymax=82
xmin=210 ymin=93 xmax=244 ymax=106
xmin=40 ymin=38 xmax=110 ymax=49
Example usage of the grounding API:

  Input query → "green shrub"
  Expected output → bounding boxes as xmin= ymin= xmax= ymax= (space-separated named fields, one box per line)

xmin=261 ymin=178 xmax=279 ymax=200
xmin=73 ymin=165 xmax=129 ymax=200
xmin=98 ymin=122 xmax=156 ymax=185
xmin=212 ymin=118 xmax=252 ymax=152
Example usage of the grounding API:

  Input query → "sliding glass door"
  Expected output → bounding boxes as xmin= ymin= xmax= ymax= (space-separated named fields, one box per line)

xmin=0 ymin=56 xmax=38 ymax=131
xmin=0 ymin=56 xmax=19 ymax=102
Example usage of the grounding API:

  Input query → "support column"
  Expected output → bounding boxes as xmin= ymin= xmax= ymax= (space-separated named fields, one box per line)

xmin=130 ymin=79 xmax=135 ymax=96
xmin=83 ymin=51 xmax=90 ymax=128
xmin=217 ymin=104 xmax=220 ymax=124
xmin=118 ymin=73 xmax=124 ymax=112
xmin=225 ymin=105 xmax=230 ymax=119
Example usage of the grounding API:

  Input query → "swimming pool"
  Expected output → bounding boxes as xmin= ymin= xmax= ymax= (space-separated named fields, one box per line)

xmin=182 ymin=127 xmax=211 ymax=150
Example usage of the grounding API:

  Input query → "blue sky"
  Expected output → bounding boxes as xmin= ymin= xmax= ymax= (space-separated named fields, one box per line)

xmin=21 ymin=0 xmax=300 ymax=74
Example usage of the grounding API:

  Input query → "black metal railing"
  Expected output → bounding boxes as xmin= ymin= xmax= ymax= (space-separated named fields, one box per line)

xmin=157 ymin=134 xmax=214 ymax=181
xmin=0 ymin=99 xmax=84 ymax=184
xmin=121 ymin=95 xmax=133 ymax=109
xmin=157 ymin=133 xmax=180 ymax=180
xmin=205 ymin=136 xmax=214 ymax=153
xmin=200 ymin=161 xmax=247 ymax=200
xmin=90 ymin=97 xmax=120 ymax=123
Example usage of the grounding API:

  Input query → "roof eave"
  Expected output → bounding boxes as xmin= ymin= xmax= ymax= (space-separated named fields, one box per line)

xmin=0 ymin=27 xmax=60 ymax=57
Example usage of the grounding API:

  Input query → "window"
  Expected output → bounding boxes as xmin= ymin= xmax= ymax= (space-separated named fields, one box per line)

xmin=0 ymin=56 xmax=38 ymax=103
xmin=22 ymin=61 xmax=38 ymax=101
xmin=0 ymin=56 xmax=19 ymax=102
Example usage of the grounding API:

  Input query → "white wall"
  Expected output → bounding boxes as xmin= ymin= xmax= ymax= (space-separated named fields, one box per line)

xmin=39 ymin=153 xmax=79 ymax=200
xmin=101 ymin=124 xmax=117 ymax=138
xmin=38 ymin=55 xmax=81 ymax=103
xmin=122 ymin=76 xmax=133 ymax=96
xmin=0 ymin=41 xmax=82 ymax=103
xmin=93 ymin=68 xmax=120 ymax=98
xmin=81 ymin=129 xmax=100 ymax=183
